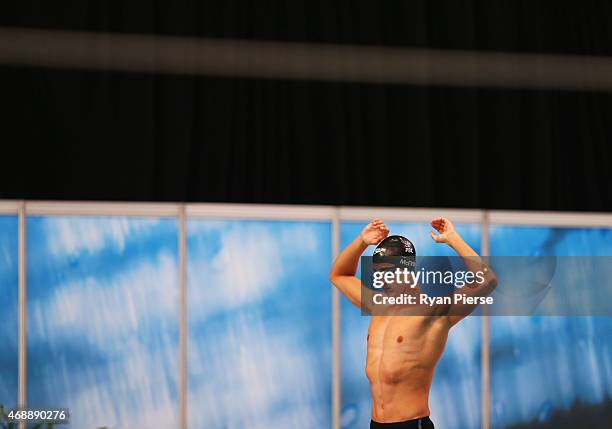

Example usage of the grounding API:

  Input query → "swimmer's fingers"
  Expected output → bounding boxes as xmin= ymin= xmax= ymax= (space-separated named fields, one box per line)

xmin=362 ymin=220 xmax=388 ymax=245
xmin=432 ymin=217 xmax=455 ymax=234
xmin=431 ymin=217 xmax=445 ymax=229
xmin=365 ymin=220 xmax=378 ymax=231
xmin=378 ymin=221 xmax=389 ymax=233
xmin=430 ymin=231 xmax=443 ymax=243
xmin=372 ymin=219 xmax=388 ymax=231
xmin=372 ymin=221 xmax=384 ymax=230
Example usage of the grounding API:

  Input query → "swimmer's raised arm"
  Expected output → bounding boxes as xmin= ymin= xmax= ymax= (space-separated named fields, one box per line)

xmin=430 ymin=217 xmax=497 ymax=324
xmin=330 ymin=219 xmax=389 ymax=309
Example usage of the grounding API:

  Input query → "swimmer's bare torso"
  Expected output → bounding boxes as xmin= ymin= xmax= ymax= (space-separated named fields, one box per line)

xmin=366 ymin=315 xmax=450 ymax=422
xmin=330 ymin=217 xmax=496 ymax=423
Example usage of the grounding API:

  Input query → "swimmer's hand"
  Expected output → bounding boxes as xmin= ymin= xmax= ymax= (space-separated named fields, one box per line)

xmin=361 ymin=218 xmax=389 ymax=245
xmin=430 ymin=217 xmax=458 ymax=244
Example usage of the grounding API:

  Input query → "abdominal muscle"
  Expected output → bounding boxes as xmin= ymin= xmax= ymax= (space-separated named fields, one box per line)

xmin=365 ymin=315 xmax=450 ymax=423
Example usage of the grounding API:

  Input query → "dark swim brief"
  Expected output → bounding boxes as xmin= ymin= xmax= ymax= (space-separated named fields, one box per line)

xmin=370 ymin=416 xmax=435 ymax=429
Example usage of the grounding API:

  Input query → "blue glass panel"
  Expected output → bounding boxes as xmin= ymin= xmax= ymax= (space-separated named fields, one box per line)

xmin=26 ymin=216 xmax=179 ymax=428
xmin=339 ymin=221 xmax=482 ymax=429
xmin=187 ymin=220 xmax=332 ymax=429
xmin=490 ymin=226 xmax=612 ymax=429
xmin=0 ymin=216 xmax=18 ymax=410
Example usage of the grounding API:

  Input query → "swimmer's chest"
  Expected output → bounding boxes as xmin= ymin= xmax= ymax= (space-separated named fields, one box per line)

xmin=367 ymin=316 xmax=448 ymax=347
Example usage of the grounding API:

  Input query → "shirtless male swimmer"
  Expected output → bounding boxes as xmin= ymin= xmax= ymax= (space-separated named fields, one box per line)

xmin=329 ymin=218 xmax=497 ymax=429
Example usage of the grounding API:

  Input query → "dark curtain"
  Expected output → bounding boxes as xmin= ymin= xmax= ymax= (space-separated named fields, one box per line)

xmin=1 ymin=0 xmax=611 ymax=211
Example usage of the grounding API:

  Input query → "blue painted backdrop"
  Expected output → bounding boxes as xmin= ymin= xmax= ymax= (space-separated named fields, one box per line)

xmin=339 ymin=222 xmax=483 ymax=429
xmin=4 ymin=214 xmax=611 ymax=429
xmin=186 ymin=220 xmax=332 ymax=429
xmin=0 ymin=216 xmax=18 ymax=410
xmin=489 ymin=226 xmax=612 ymax=429
xmin=26 ymin=216 xmax=179 ymax=428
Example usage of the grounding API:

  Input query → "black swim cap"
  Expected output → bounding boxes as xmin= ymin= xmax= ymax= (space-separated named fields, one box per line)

xmin=372 ymin=235 xmax=416 ymax=271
